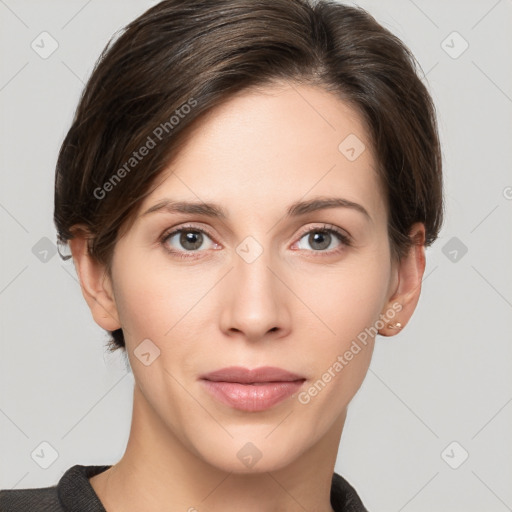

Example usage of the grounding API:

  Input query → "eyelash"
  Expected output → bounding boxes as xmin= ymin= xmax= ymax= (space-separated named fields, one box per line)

xmin=159 ymin=223 xmax=352 ymax=260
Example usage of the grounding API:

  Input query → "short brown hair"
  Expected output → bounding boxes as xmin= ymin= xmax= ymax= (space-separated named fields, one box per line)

xmin=54 ymin=0 xmax=444 ymax=352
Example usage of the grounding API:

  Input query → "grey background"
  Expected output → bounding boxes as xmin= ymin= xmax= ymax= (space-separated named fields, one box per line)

xmin=1 ymin=0 xmax=511 ymax=510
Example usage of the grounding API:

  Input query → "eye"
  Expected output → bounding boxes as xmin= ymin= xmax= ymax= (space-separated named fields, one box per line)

xmin=160 ymin=225 xmax=219 ymax=259
xmin=160 ymin=223 xmax=352 ymax=260
xmin=293 ymin=224 xmax=351 ymax=255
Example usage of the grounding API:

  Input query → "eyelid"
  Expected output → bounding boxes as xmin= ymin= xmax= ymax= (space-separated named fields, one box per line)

xmin=294 ymin=223 xmax=351 ymax=243
xmin=159 ymin=223 xmax=219 ymax=249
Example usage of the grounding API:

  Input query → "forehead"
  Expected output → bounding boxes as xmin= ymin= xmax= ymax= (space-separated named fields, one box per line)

xmin=139 ymin=82 xmax=386 ymax=224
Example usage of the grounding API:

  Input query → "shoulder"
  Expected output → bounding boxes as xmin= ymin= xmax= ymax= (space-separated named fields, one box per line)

xmin=0 ymin=485 xmax=61 ymax=511
xmin=0 ymin=464 xmax=111 ymax=512
xmin=331 ymin=471 xmax=369 ymax=512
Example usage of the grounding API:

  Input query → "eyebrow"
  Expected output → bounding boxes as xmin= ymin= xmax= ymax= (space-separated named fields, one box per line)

xmin=141 ymin=196 xmax=371 ymax=221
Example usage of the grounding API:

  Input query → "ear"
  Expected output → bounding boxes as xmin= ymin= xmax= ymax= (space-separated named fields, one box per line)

xmin=68 ymin=226 xmax=121 ymax=332
xmin=378 ymin=222 xmax=426 ymax=336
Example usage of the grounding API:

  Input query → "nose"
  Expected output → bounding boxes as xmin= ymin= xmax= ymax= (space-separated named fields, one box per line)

xmin=219 ymin=250 xmax=291 ymax=343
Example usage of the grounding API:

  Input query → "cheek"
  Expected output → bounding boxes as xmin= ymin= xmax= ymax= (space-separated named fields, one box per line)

xmin=114 ymin=282 xmax=168 ymax=341
xmin=289 ymin=250 xmax=390 ymax=407
xmin=293 ymin=251 xmax=391 ymax=346
xmin=112 ymin=252 xmax=197 ymax=341
xmin=111 ymin=260 xmax=219 ymax=382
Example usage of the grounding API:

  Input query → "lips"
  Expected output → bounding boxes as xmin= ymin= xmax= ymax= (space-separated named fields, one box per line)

xmin=200 ymin=366 xmax=306 ymax=412
xmin=200 ymin=366 xmax=304 ymax=383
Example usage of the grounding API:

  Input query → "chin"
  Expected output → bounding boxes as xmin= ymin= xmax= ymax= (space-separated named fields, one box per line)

xmin=193 ymin=434 xmax=305 ymax=475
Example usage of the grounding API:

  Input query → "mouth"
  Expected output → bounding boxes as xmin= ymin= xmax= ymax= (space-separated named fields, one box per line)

xmin=199 ymin=366 xmax=306 ymax=412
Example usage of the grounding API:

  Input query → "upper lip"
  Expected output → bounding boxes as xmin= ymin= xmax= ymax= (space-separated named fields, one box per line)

xmin=200 ymin=366 xmax=305 ymax=384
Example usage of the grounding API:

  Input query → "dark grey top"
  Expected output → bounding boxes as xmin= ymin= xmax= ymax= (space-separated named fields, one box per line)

xmin=0 ymin=464 xmax=368 ymax=511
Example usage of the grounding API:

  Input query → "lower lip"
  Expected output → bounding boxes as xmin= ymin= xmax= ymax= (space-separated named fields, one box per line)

xmin=201 ymin=379 xmax=305 ymax=412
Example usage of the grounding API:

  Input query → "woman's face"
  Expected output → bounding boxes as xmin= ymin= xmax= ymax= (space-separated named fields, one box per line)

xmin=107 ymin=82 xmax=400 ymax=473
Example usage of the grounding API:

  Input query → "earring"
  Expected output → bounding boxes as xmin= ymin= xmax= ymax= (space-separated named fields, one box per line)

xmin=387 ymin=322 xmax=402 ymax=329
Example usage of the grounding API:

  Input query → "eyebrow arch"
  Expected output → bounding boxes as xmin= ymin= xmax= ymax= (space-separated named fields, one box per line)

xmin=287 ymin=197 xmax=371 ymax=221
xmin=141 ymin=196 xmax=371 ymax=221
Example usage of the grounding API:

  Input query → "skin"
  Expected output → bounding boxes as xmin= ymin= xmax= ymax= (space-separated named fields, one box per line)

xmin=70 ymin=82 xmax=426 ymax=512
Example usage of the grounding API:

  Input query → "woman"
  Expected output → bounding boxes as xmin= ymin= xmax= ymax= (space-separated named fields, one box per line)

xmin=0 ymin=0 xmax=443 ymax=510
